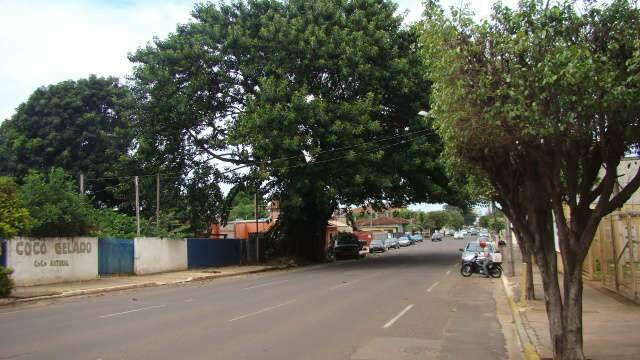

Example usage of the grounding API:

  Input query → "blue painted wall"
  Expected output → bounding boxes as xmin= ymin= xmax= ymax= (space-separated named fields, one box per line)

xmin=187 ymin=238 xmax=241 ymax=268
xmin=98 ymin=238 xmax=134 ymax=275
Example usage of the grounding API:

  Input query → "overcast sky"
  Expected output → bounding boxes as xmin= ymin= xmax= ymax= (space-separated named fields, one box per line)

xmin=0 ymin=0 xmax=521 ymax=122
xmin=0 ymin=0 xmax=515 ymax=213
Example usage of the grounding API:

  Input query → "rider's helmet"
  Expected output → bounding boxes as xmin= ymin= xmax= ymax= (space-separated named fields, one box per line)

xmin=479 ymin=240 xmax=487 ymax=249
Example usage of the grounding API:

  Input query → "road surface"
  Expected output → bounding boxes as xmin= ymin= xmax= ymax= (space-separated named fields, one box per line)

xmin=0 ymin=238 xmax=516 ymax=360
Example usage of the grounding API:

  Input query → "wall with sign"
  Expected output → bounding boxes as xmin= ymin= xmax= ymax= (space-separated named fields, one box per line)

xmin=6 ymin=237 xmax=98 ymax=286
xmin=133 ymin=237 xmax=187 ymax=275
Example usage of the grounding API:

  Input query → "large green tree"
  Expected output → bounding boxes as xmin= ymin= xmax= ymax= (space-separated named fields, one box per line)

xmin=423 ymin=1 xmax=640 ymax=358
xmin=0 ymin=75 xmax=134 ymax=207
xmin=130 ymin=0 xmax=458 ymax=261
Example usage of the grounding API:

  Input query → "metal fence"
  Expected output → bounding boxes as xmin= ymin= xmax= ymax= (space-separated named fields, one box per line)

xmin=583 ymin=211 xmax=640 ymax=303
xmin=187 ymin=238 xmax=242 ymax=268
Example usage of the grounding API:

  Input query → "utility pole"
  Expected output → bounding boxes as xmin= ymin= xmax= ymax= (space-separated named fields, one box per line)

xmin=135 ymin=176 xmax=140 ymax=237
xmin=79 ymin=173 xmax=84 ymax=194
xmin=255 ymin=190 xmax=259 ymax=263
xmin=156 ymin=174 xmax=160 ymax=231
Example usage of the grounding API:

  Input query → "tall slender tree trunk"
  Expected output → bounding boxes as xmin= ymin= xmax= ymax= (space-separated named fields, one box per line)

xmin=278 ymin=184 xmax=334 ymax=262
xmin=561 ymin=267 xmax=585 ymax=359
xmin=523 ymin=247 xmax=536 ymax=300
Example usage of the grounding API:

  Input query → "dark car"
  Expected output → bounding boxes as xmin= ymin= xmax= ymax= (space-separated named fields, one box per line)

xmin=333 ymin=233 xmax=362 ymax=260
xmin=369 ymin=239 xmax=387 ymax=253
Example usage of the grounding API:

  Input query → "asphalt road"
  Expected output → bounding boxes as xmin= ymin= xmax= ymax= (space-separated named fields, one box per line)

xmin=0 ymin=238 xmax=514 ymax=360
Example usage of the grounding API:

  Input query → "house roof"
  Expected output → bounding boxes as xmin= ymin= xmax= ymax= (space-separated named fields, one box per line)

xmin=356 ymin=216 xmax=410 ymax=226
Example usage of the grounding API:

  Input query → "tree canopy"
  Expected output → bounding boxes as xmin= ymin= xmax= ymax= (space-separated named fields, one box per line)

xmin=130 ymin=0 xmax=460 ymax=260
xmin=0 ymin=75 xmax=134 ymax=207
xmin=422 ymin=0 xmax=640 ymax=358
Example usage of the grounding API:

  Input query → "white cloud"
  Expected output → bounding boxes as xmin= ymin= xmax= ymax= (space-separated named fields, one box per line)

xmin=0 ymin=0 xmax=194 ymax=121
xmin=1 ymin=1 xmax=520 ymax=122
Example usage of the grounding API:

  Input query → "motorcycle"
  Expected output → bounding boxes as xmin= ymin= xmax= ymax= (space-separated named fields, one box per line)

xmin=460 ymin=253 xmax=502 ymax=278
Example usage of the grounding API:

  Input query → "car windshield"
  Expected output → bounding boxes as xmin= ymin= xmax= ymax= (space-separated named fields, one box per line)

xmin=399 ymin=237 xmax=408 ymax=240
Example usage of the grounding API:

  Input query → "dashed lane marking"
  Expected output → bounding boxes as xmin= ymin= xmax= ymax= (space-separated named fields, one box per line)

xmin=383 ymin=304 xmax=414 ymax=329
xmin=228 ymin=300 xmax=295 ymax=322
xmin=100 ymin=305 xmax=166 ymax=319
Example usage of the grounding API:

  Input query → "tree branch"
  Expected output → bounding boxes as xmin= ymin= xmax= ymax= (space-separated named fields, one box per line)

xmin=605 ymin=166 xmax=640 ymax=213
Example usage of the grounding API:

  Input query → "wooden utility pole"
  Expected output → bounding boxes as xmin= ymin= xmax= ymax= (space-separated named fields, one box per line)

xmin=255 ymin=190 xmax=259 ymax=263
xmin=135 ymin=176 xmax=140 ymax=237
xmin=156 ymin=174 xmax=160 ymax=231
xmin=79 ymin=173 xmax=84 ymax=194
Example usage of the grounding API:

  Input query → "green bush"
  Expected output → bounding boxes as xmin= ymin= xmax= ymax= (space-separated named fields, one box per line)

xmin=0 ymin=267 xmax=14 ymax=297
xmin=93 ymin=208 xmax=190 ymax=239
xmin=0 ymin=176 xmax=30 ymax=239
xmin=18 ymin=168 xmax=95 ymax=237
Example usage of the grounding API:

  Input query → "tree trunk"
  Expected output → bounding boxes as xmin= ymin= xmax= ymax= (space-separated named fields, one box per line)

xmin=277 ymin=185 xmax=334 ymax=262
xmin=560 ymin=265 xmax=586 ymax=359
xmin=522 ymin=247 xmax=536 ymax=300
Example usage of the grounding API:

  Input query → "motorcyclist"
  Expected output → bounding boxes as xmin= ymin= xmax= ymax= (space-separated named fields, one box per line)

xmin=478 ymin=240 xmax=492 ymax=278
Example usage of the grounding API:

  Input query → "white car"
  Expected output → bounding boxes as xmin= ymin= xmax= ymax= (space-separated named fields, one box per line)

xmin=453 ymin=231 xmax=464 ymax=239
xmin=398 ymin=237 xmax=411 ymax=247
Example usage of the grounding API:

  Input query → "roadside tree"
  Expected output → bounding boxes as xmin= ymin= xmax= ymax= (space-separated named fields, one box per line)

xmin=422 ymin=1 xmax=640 ymax=359
xmin=0 ymin=76 xmax=134 ymax=207
xmin=130 ymin=0 xmax=458 ymax=261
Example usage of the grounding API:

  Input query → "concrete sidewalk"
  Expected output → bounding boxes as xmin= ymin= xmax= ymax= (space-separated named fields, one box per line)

xmin=1 ymin=264 xmax=288 ymax=305
xmin=502 ymin=245 xmax=640 ymax=359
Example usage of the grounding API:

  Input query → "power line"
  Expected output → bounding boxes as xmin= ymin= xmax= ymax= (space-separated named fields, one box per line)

xmin=84 ymin=128 xmax=433 ymax=182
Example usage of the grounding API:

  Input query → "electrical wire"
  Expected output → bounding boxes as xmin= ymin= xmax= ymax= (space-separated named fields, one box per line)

xmin=84 ymin=128 xmax=433 ymax=182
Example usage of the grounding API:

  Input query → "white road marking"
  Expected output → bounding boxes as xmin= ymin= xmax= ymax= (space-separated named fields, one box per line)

xmin=242 ymin=279 xmax=289 ymax=290
xmin=184 ymin=298 xmax=194 ymax=302
xmin=426 ymin=281 xmax=440 ymax=293
xmin=383 ymin=304 xmax=414 ymax=329
xmin=445 ymin=270 xmax=451 ymax=276
xmin=228 ymin=300 xmax=295 ymax=322
xmin=100 ymin=305 xmax=166 ymax=319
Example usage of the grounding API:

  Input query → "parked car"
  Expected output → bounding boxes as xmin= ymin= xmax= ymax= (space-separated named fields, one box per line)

xmin=385 ymin=238 xmax=400 ymax=249
xmin=461 ymin=229 xmax=468 ymax=236
xmin=444 ymin=229 xmax=454 ymax=236
xmin=431 ymin=231 xmax=443 ymax=242
xmin=411 ymin=234 xmax=423 ymax=242
xmin=398 ymin=236 xmax=411 ymax=247
xmin=369 ymin=239 xmax=388 ymax=253
xmin=469 ymin=228 xmax=479 ymax=236
xmin=453 ymin=231 xmax=464 ymax=239
xmin=333 ymin=233 xmax=362 ymax=259
xmin=359 ymin=241 xmax=369 ymax=257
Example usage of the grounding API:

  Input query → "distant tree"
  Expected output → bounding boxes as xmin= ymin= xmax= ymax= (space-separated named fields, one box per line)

xmin=228 ymin=190 xmax=268 ymax=221
xmin=0 ymin=76 xmax=134 ymax=207
xmin=0 ymin=177 xmax=30 ymax=240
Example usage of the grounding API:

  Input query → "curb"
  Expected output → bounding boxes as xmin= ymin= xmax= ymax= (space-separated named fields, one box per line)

xmin=501 ymin=274 xmax=541 ymax=360
xmin=1 ymin=265 xmax=290 ymax=306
